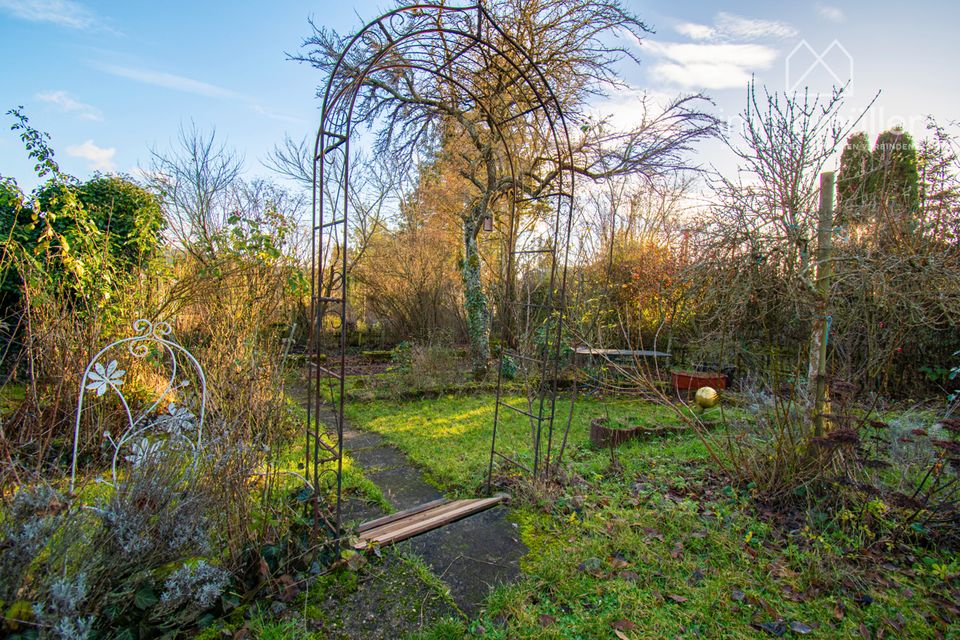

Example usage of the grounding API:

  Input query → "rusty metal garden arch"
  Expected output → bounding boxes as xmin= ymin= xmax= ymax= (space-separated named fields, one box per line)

xmin=307 ymin=2 xmax=576 ymax=542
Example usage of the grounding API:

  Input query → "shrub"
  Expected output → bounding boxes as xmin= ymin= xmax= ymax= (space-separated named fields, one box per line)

xmin=0 ymin=444 xmax=243 ymax=638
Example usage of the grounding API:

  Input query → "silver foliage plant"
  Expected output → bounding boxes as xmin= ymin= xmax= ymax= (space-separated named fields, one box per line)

xmin=0 ymin=320 xmax=245 ymax=638
xmin=160 ymin=561 xmax=232 ymax=610
xmin=0 ymin=484 xmax=64 ymax=603
xmin=32 ymin=574 xmax=94 ymax=640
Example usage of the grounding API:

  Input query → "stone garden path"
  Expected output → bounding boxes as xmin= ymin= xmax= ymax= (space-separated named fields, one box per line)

xmin=293 ymin=388 xmax=527 ymax=616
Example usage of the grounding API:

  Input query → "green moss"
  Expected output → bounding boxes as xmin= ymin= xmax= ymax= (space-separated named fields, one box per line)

xmin=406 ymin=619 xmax=468 ymax=640
xmin=0 ymin=383 xmax=26 ymax=417
xmin=397 ymin=551 xmax=459 ymax=614
xmin=348 ymin=391 xmax=957 ymax=639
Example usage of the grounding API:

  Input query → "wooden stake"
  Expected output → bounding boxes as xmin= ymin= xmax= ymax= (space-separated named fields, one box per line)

xmin=809 ymin=171 xmax=835 ymax=436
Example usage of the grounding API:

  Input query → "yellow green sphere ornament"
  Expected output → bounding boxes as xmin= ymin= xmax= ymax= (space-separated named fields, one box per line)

xmin=694 ymin=386 xmax=719 ymax=409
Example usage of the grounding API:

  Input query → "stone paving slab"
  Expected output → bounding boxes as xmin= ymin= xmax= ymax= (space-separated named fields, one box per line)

xmin=403 ymin=505 xmax=526 ymax=615
xmin=293 ymin=387 xmax=527 ymax=616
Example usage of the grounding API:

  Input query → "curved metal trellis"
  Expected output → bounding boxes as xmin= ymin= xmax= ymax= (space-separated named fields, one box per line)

xmin=307 ymin=2 xmax=576 ymax=546
xmin=70 ymin=319 xmax=207 ymax=493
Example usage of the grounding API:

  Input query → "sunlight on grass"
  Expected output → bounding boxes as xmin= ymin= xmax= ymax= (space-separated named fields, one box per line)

xmin=345 ymin=393 xmax=717 ymax=495
xmin=349 ymin=392 xmax=955 ymax=639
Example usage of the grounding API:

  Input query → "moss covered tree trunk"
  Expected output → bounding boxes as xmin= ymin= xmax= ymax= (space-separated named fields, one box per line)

xmin=462 ymin=215 xmax=490 ymax=378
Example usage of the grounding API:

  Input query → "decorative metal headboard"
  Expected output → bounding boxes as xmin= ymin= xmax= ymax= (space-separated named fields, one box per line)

xmin=70 ymin=319 xmax=207 ymax=492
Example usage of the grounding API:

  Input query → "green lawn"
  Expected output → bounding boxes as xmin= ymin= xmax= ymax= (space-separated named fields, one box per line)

xmin=284 ymin=398 xmax=391 ymax=513
xmin=344 ymin=393 xmax=725 ymax=495
xmin=342 ymin=392 xmax=958 ymax=639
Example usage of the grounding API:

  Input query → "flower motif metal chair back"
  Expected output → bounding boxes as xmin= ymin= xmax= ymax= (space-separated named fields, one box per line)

xmin=70 ymin=319 xmax=207 ymax=492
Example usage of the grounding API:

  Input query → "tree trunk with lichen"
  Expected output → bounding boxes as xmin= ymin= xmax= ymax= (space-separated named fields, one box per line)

xmin=462 ymin=215 xmax=489 ymax=378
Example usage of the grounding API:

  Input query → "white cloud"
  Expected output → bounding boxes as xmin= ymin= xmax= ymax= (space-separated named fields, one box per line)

xmin=644 ymin=41 xmax=779 ymax=90
xmin=67 ymin=139 xmax=116 ymax=171
xmin=95 ymin=63 xmax=237 ymax=99
xmin=647 ymin=12 xmax=796 ymax=90
xmin=93 ymin=61 xmax=299 ymax=128
xmin=653 ymin=62 xmax=754 ymax=91
xmin=0 ymin=0 xmax=115 ymax=32
xmin=675 ymin=22 xmax=714 ymax=41
xmin=252 ymin=104 xmax=308 ymax=125
xmin=35 ymin=90 xmax=102 ymax=121
xmin=714 ymin=12 xmax=797 ymax=41
xmin=816 ymin=3 xmax=845 ymax=23
xmin=672 ymin=12 xmax=797 ymax=43
xmin=646 ymin=42 xmax=779 ymax=68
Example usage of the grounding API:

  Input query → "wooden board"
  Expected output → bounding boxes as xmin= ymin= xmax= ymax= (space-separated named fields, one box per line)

xmin=357 ymin=498 xmax=450 ymax=533
xmin=355 ymin=494 xmax=508 ymax=549
xmin=574 ymin=347 xmax=671 ymax=358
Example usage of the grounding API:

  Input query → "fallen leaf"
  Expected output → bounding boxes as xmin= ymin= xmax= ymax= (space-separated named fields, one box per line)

xmin=752 ymin=620 xmax=786 ymax=637
xmin=781 ymin=585 xmax=806 ymax=602
xmin=834 ymin=601 xmax=846 ymax=621
xmin=611 ymin=619 xmax=638 ymax=632
xmin=854 ymin=593 xmax=874 ymax=608
xmin=256 ymin=556 xmax=270 ymax=583
xmin=608 ymin=552 xmax=630 ymax=570
xmin=789 ymin=621 xmax=813 ymax=634
xmin=276 ymin=574 xmax=299 ymax=602
xmin=643 ymin=527 xmax=664 ymax=542
xmin=538 ymin=614 xmax=555 ymax=627
xmin=859 ymin=622 xmax=871 ymax=639
xmin=884 ymin=614 xmax=904 ymax=633
xmin=577 ymin=557 xmax=604 ymax=576
xmin=770 ymin=561 xmax=798 ymax=579
xmin=666 ymin=594 xmax=688 ymax=603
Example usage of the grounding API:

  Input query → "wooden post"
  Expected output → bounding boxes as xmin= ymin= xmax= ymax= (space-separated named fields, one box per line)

xmin=809 ymin=171 xmax=835 ymax=436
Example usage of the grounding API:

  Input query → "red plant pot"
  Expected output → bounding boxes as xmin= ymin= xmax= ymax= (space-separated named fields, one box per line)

xmin=672 ymin=370 xmax=727 ymax=391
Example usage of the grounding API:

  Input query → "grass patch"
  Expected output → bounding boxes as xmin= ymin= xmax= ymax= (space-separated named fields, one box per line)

xmin=345 ymin=391 xmax=959 ymax=638
xmin=285 ymin=395 xmax=391 ymax=514
xmin=0 ymin=383 xmax=26 ymax=417
xmin=344 ymin=393 xmax=724 ymax=495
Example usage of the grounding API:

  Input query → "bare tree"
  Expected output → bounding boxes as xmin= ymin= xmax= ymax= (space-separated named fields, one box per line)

xmin=296 ymin=0 xmax=718 ymax=375
xmin=148 ymin=123 xmax=243 ymax=263
xmin=267 ymin=136 xmax=408 ymax=340
xmin=689 ymin=81 xmax=878 ymax=414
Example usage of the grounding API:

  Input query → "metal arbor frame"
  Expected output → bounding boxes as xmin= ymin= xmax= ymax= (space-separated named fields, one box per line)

xmin=307 ymin=2 xmax=575 ymax=542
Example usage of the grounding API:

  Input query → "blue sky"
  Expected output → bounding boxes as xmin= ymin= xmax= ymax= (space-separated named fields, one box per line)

xmin=1 ymin=0 xmax=957 ymax=191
